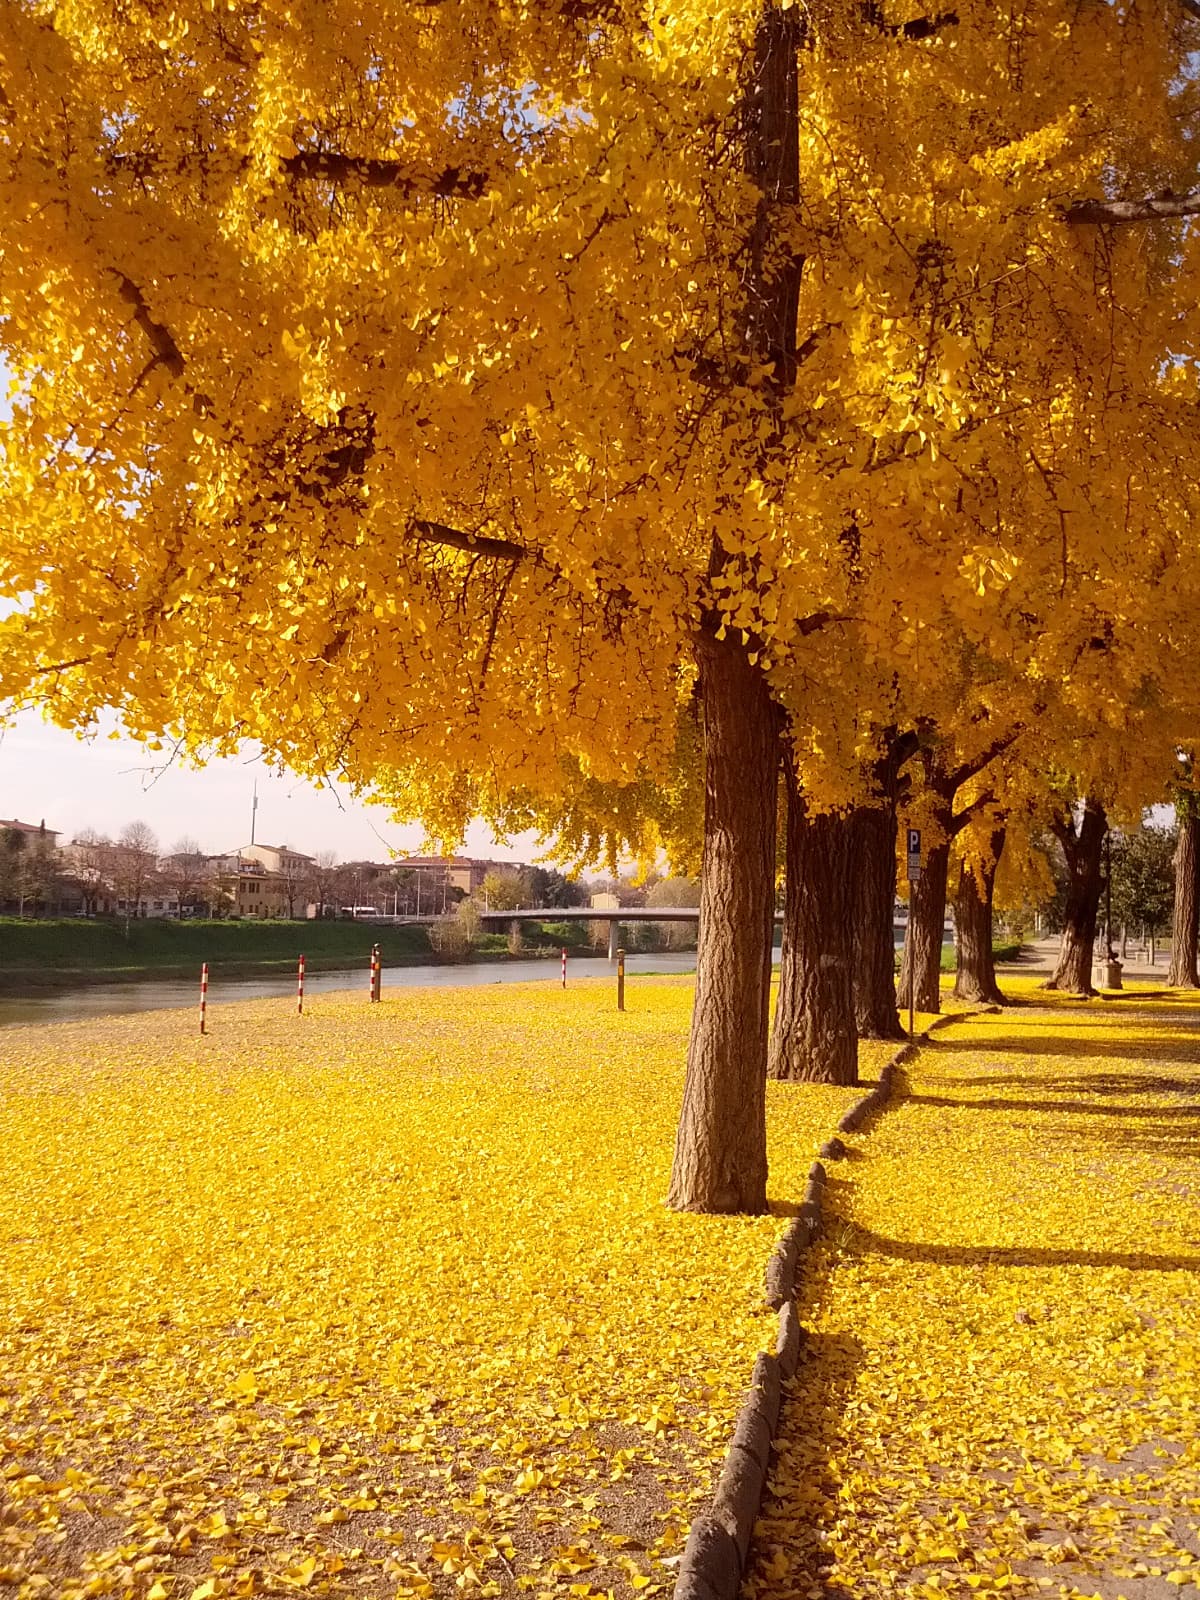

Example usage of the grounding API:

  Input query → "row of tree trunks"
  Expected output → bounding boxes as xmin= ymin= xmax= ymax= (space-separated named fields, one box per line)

xmin=769 ymin=753 xmax=858 ymax=1085
xmin=953 ymin=827 xmax=1007 ymax=1004
xmin=1045 ymin=798 xmax=1108 ymax=994
xmin=896 ymin=734 xmax=1016 ymax=1015
xmin=1168 ymin=798 xmax=1200 ymax=987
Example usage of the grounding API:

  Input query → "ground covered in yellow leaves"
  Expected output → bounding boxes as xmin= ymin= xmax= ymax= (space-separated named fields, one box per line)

xmin=0 ymin=979 xmax=884 ymax=1600
xmin=750 ymin=982 xmax=1200 ymax=1600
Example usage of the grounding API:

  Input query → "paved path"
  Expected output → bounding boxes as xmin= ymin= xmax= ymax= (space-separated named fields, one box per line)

xmin=747 ymin=992 xmax=1200 ymax=1600
xmin=999 ymin=939 xmax=1178 ymax=983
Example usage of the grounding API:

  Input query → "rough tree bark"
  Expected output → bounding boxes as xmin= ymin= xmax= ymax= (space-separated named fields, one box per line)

xmin=667 ymin=631 xmax=780 ymax=1213
xmin=953 ymin=826 xmax=1007 ymax=1004
xmin=851 ymin=730 xmax=918 ymax=1040
xmin=1168 ymin=801 xmax=1200 ymax=987
xmin=1045 ymin=798 xmax=1108 ymax=994
xmin=770 ymin=756 xmax=858 ymax=1084
xmin=897 ymin=732 xmax=1017 ymax=1016
xmin=667 ymin=0 xmax=804 ymax=1212
xmin=897 ymin=797 xmax=952 ymax=1016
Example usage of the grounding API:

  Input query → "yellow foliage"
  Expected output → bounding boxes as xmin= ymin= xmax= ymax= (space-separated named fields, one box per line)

xmin=750 ymin=981 xmax=1200 ymax=1600
xmin=4 ymin=1 xmax=1200 ymax=822
xmin=0 ymin=980 xmax=892 ymax=1596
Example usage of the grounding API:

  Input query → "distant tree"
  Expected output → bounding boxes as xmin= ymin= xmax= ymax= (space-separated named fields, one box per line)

xmin=587 ymin=874 xmax=651 ymax=909
xmin=384 ymin=865 xmax=418 ymax=916
xmin=647 ymin=876 xmax=701 ymax=950
xmin=0 ymin=825 xmax=60 ymax=917
xmin=69 ymin=829 xmax=114 ymax=916
xmin=161 ymin=836 xmax=210 ymax=918
xmin=19 ymin=828 xmax=60 ymax=917
xmin=527 ymin=867 xmax=588 ymax=910
xmin=481 ymin=869 xmax=530 ymax=911
xmin=273 ymin=852 xmax=308 ymax=919
xmin=111 ymin=821 xmax=159 ymax=933
xmin=0 ymin=828 xmax=27 ymax=914
xmin=1109 ymin=822 xmax=1176 ymax=952
xmin=305 ymin=850 xmax=340 ymax=918
xmin=333 ymin=860 xmax=392 ymax=915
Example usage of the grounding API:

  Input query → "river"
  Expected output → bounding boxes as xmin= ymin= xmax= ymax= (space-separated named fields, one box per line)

xmin=0 ymin=952 xmax=701 ymax=1030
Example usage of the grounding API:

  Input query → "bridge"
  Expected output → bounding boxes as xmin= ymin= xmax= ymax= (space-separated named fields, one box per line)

xmin=480 ymin=904 xmax=751 ymax=961
xmin=383 ymin=904 xmax=914 ymax=962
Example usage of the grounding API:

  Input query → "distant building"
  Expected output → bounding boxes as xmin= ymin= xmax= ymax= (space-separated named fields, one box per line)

xmin=240 ymin=842 xmax=314 ymax=878
xmin=114 ymin=891 xmax=181 ymax=920
xmin=393 ymin=855 xmax=503 ymax=903
xmin=206 ymin=852 xmax=290 ymax=918
xmin=0 ymin=817 xmax=60 ymax=846
xmin=589 ymin=891 xmax=620 ymax=911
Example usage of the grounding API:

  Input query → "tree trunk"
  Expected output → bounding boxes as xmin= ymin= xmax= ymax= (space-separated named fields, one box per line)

xmin=851 ymin=803 xmax=905 ymax=1039
xmin=897 ymin=799 xmax=952 ymax=1016
xmin=770 ymin=761 xmax=858 ymax=1084
xmin=1046 ymin=798 xmax=1107 ymax=994
xmin=850 ymin=726 xmax=919 ymax=1041
xmin=953 ymin=827 xmax=1006 ymax=1004
xmin=1168 ymin=805 xmax=1200 ymax=987
xmin=668 ymin=633 xmax=779 ymax=1214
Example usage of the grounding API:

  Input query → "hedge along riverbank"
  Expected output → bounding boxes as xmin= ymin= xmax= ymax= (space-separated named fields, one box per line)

xmin=0 ymin=916 xmax=665 ymax=990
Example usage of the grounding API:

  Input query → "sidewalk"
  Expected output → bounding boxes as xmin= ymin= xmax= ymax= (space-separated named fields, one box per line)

xmin=746 ymin=991 xmax=1200 ymax=1600
xmin=999 ymin=938 xmax=1178 ymax=983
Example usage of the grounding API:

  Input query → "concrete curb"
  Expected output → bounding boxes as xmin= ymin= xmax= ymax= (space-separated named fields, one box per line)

xmin=675 ymin=1159 xmax=825 ymax=1600
xmin=672 ymin=1003 xmax=1001 ymax=1600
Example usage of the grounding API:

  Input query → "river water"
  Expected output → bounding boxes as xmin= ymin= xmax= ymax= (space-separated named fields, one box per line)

xmin=0 ymin=952 xmax=700 ymax=1030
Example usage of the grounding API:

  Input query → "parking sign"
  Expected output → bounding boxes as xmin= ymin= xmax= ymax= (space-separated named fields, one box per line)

xmin=907 ymin=828 xmax=922 ymax=880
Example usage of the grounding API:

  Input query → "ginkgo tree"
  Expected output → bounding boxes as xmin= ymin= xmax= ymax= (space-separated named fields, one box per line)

xmin=5 ymin=0 xmax=1200 ymax=1211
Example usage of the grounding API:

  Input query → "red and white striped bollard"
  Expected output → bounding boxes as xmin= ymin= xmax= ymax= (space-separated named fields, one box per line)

xmin=297 ymin=953 xmax=306 ymax=1015
xmin=199 ymin=962 xmax=209 ymax=1035
xmin=561 ymin=947 xmax=567 ymax=988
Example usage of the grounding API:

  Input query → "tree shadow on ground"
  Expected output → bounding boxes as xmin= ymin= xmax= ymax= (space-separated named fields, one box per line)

xmin=844 ymin=1224 xmax=1200 ymax=1274
xmin=901 ymin=1088 xmax=1200 ymax=1120
xmin=918 ymin=1026 xmax=1200 ymax=1066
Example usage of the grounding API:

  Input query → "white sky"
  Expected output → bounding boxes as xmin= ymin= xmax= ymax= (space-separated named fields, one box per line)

xmin=0 ymin=708 xmax=538 ymax=863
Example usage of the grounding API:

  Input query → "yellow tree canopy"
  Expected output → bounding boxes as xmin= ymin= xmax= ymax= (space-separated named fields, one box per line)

xmin=4 ymin=0 xmax=1200 ymax=831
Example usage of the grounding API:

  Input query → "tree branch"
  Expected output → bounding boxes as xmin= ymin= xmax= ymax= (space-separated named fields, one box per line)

xmin=411 ymin=520 xmax=529 ymax=563
xmin=950 ymin=791 xmax=996 ymax=837
xmin=114 ymin=273 xmax=185 ymax=377
xmin=282 ymin=153 xmax=489 ymax=200
xmin=861 ymin=3 xmax=959 ymax=39
xmin=107 ymin=150 xmax=491 ymax=202
xmin=796 ymin=610 xmax=855 ymax=637
xmin=1065 ymin=187 xmax=1200 ymax=226
xmin=949 ymin=727 xmax=1022 ymax=790
xmin=1049 ymin=811 xmax=1077 ymax=863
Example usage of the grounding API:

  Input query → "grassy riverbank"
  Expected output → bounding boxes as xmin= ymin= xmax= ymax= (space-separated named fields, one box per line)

xmin=0 ymin=917 xmax=634 ymax=991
